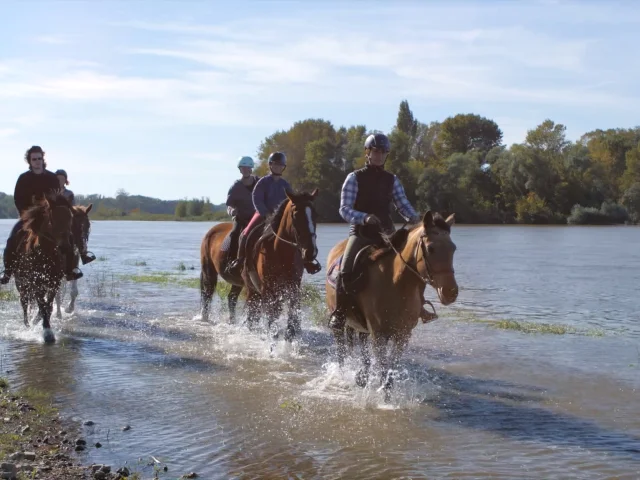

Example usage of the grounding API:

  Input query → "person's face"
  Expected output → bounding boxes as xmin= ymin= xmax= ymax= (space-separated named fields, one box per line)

xmin=270 ymin=163 xmax=285 ymax=175
xmin=57 ymin=175 xmax=67 ymax=188
xmin=239 ymin=166 xmax=252 ymax=178
xmin=367 ymin=147 xmax=388 ymax=166
xmin=29 ymin=153 xmax=44 ymax=174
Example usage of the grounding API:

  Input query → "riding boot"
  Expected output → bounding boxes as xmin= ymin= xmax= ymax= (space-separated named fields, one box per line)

xmin=328 ymin=272 xmax=350 ymax=330
xmin=0 ymin=236 xmax=17 ymax=285
xmin=226 ymin=233 xmax=247 ymax=276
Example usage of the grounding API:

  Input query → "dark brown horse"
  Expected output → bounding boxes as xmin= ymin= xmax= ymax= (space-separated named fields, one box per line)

xmin=14 ymin=193 xmax=75 ymax=343
xmin=325 ymin=211 xmax=458 ymax=397
xmin=55 ymin=204 xmax=93 ymax=317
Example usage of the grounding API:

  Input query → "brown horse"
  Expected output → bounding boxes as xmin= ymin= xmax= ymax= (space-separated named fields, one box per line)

xmin=200 ymin=225 xmax=247 ymax=324
xmin=325 ymin=211 xmax=458 ymax=396
xmin=14 ymin=193 xmax=75 ymax=343
xmin=55 ymin=204 xmax=93 ymax=317
xmin=241 ymin=189 xmax=320 ymax=341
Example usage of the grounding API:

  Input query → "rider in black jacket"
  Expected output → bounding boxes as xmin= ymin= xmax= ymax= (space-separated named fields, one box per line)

xmin=0 ymin=146 xmax=84 ymax=284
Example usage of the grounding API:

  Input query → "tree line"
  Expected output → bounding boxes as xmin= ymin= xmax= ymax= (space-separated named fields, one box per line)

xmin=1 ymin=102 xmax=639 ymax=225
xmin=253 ymin=101 xmax=640 ymax=225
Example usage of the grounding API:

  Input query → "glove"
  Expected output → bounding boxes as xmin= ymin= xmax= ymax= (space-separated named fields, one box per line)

xmin=365 ymin=214 xmax=381 ymax=225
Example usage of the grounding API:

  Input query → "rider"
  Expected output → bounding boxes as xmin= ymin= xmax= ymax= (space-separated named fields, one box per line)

xmin=0 ymin=146 xmax=83 ymax=285
xmin=55 ymin=168 xmax=96 ymax=266
xmin=224 ymin=156 xmax=260 ymax=272
xmin=226 ymin=151 xmax=292 ymax=276
xmin=327 ymin=132 xmax=422 ymax=331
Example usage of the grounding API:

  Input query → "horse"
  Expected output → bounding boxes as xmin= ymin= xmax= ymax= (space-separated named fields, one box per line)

xmin=200 ymin=225 xmax=248 ymax=324
xmin=200 ymin=190 xmax=320 ymax=339
xmin=13 ymin=193 xmax=76 ymax=343
xmin=242 ymin=189 xmax=320 ymax=341
xmin=54 ymin=204 xmax=93 ymax=318
xmin=325 ymin=210 xmax=458 ymax=397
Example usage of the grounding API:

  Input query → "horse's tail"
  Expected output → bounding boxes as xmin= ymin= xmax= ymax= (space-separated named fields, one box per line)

xmin=200 ymin=234 xmax=218 ymax=322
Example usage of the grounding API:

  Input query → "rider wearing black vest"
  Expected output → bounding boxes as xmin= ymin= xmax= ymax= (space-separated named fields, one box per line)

xmin=328 ymin=133 xmax=421 ymax=331
xmin=0 ymin=146 xmax=84 ymax=285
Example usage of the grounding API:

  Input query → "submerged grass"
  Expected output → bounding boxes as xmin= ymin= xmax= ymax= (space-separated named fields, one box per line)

xmin=0 ymin=289 xmax=18 ymax=302
xmin=447 ymin=310 xmax=605 ymax=337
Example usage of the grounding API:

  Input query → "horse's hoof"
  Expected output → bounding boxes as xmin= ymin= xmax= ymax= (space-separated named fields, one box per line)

xmin=65 ymin=306 xmax=75 ymax=314
xmin=355 ymin=368 xmax=368 ymax=388
xmin=56 ymin=311 xmax=62 ymax=319
xmin=43 ymin=329 xmax=56 ymax=344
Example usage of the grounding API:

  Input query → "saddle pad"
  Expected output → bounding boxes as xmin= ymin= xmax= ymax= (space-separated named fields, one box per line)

xmin=326 ymin=255 xmax=343 ymax=290
xmin=220 ymin=231 xmax=232 ymax=253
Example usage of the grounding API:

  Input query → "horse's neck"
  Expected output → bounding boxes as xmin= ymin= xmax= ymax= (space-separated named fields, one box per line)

xmin=391 ymin=230 xmax=423 ymax=286
xmin=272 ymin=213 xmax=297 ymax=258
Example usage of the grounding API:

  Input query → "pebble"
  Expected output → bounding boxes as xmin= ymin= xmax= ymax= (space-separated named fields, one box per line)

xmin=116 ymin=467 xmax=130 ymax=477
xmin=83 ymin=420 xmax=95 ymax=426
xmin=23 ymin=452 xmax=36 ymax=461
xmin=122 ymin=425 xmax=131 ymax=431
xmin=95 ymin=442 xmax=102 ymax=448
xmin=183 ymin=473 xmax=198 ymax=479
xmin=20 ymin=425 xmax=30 ymax=434
xmin=75 ymin=438 xmax=87 ymax=446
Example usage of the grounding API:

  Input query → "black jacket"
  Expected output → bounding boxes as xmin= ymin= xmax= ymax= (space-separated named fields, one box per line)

xmin=14 ymin=170 xmax=60 ymax=215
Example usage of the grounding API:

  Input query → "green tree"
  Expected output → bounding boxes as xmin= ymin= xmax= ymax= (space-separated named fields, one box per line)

xmin=433 ymin=113 xmax=503 ymax=160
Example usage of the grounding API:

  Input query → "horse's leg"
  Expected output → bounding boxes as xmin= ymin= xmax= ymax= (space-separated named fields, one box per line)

xmin=55 ymin=280 xmax=64 ymax=318
xmin=371 ymin=335 xmax=390 ymax=387
xmin=333 ymin=326 xmax=347 ymax=367
xmin=20 ymin=293 xmax=29 ymax=328
xmin=200 ymin=262 xmax=217 ymax=323
xmin=355 ymin=332 xmax=371 ymax=388
xmin=228 ymin=284 xmax=242 ymax=324
xmin=264 ymin=289 xmax=283 ymax=337
xmin=37 ymin=292 xmax=55 ymax=344
xmin=284 ymin=283 xmax=302 ymax=342
xmin=245 ymin=290 xmax=261 ymax=330
xmin=66 ymin=279 xmax=78 ymax=313
xmin=384 ymin=334 xmax=410 ymax=394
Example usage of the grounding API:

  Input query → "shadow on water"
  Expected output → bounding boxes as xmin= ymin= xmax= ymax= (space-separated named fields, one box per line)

xmin=420 ymin=366 xmax=640 ymax=461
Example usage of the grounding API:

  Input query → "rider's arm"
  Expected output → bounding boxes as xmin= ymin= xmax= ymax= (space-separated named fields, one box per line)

xmin=13 ymin=174 xmax=29 ymax=214
xmin=338 ymin=173 xmax=367 ymax=225
xmin=391 ymin=175 xmax=420 ymax=223
xmin=225 ymin=184 xmax=238 ymax=217
xmin=252 ymin=177 xmax=269 ymax=217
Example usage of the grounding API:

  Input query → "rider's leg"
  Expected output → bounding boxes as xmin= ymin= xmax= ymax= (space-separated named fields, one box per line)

xmin=1 ymin=221 xmax=23 ymax=284
xmin=62 ymin=236 xmax=83 ymax=281
xmin=328 ymin=234 xmax=370 ymax=330
xmin=227 ymin=213 xmax=261 ymax=275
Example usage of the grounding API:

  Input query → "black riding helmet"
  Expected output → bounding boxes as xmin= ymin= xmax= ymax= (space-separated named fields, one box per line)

xmin=268 ymin=151 xmax=287 ymax=165
xmin=364 ymin=133 xmax=391 ymax=152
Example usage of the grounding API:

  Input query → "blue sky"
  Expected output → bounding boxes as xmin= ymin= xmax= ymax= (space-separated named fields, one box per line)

xmin=1 ymin=0 xmax=639 ymax=203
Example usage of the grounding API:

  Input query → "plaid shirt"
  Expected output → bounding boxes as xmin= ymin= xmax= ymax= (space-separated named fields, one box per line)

xmin=339 ymin=171 xmax=420 ymax=225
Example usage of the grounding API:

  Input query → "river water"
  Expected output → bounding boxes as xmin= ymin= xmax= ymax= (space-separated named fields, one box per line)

xmin=0 ymin=220 xmax=638 ymax=479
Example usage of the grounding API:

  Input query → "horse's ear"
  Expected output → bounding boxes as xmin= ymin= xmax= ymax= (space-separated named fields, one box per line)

xmin=310 ymin=188 xmax=319 ymax=198
xmin=86 ymin=203 xmax=93 ymax=214
xmin=445 ymin=213 xmax=455 ymax=226
xmin=423 ymin=210 xmax=434 ymax=229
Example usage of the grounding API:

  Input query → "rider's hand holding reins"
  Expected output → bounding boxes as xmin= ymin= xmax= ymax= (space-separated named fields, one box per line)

xmin=365 ymin=214 xmax=381 ymax=225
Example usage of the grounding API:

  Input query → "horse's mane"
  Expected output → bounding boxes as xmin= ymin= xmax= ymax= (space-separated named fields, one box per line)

xmin=263 ymin=190 xmax=316 ymax=236
xmin=369 ymin=212 xmax=450 ymax=261
xmin=21 ymin=192 xmax=71 ymax=251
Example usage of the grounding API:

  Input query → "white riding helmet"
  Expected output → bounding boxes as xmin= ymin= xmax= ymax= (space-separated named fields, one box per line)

xmin=237 ymin=156 xmax=255 ymax=168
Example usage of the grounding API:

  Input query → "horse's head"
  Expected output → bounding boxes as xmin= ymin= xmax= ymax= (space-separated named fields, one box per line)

xmin=418 ymin=210 xmax=458 ymax=305
xmin=72 ymin=203 xmax=93 ymax=253
xmin=283 ymin=188 xmax=319 ymax=263
xmin=22 ymin=192 xmax=74 ymax=251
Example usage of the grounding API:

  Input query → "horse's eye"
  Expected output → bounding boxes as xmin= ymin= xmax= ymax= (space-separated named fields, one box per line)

xmin=427 ymin=245 xmax=435 ymax=254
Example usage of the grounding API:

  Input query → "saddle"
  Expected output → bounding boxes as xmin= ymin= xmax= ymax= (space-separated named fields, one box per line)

xmin=326 ymin=228 xmax=410 ymax=294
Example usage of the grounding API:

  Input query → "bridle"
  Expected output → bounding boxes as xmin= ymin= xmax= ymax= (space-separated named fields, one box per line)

xmin=270 ymin=201 xmax=321 ymax=271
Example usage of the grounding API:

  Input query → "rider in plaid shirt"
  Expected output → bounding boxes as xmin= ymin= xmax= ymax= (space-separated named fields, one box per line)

xmin=328 ymin=132 xmax=422 ymax=331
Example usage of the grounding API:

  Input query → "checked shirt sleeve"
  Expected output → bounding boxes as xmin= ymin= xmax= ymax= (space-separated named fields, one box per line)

xmin=392 ymin=175 xmax=419 ymax=222
xmin=339 ymin=173 xmax=368 ymax=225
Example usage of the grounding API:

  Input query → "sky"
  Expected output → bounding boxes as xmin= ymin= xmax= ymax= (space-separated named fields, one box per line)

xmin=1 ymin=0 xmax=639 ymax=203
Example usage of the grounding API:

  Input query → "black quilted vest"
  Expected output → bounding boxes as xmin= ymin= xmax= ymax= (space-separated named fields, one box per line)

xmin=349 ymin=165 xmax=395 ymax=239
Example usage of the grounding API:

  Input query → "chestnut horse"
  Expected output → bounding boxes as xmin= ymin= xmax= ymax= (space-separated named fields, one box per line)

xmin=325 ymin=211 xmax=458 ymax=397
xmin=242 ymin=189 xmax=320 ymax=341
xmin=14 ymin=193 xmax=75 ymax=343
xmin=200 ymin=190 xmax=321 ymax=340
xmin=55 ymin=204 xmax=93 ymax=317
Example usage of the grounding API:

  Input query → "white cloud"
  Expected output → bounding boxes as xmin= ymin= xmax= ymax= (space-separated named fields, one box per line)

xmin=0 ymin=128 xmax=19 ymax=138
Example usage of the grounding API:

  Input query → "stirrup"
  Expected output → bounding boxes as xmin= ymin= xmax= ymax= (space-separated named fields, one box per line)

xmin=304 ymin=259 xmax=322 ymax=275
xmin=0 ymin=272 xmax=10 ymax=285
xmin=328 ymin=309 xmax=347 ymax=330
xmin=65 ymin=268 xmax=83 ymax=281
xmin=81 ymin=251 xmax=96 ymax=265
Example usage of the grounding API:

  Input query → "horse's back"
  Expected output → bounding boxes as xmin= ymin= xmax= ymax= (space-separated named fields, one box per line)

xmin=326 ymin=238 xmax=348 ymax=266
